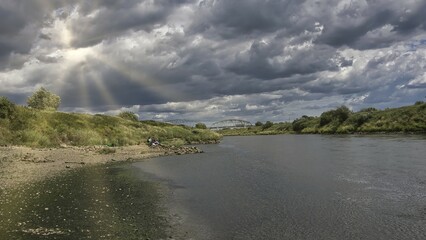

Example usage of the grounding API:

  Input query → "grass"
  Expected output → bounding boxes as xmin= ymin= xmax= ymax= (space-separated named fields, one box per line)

xmin=0 ymin=106 xmax=221 ymax=148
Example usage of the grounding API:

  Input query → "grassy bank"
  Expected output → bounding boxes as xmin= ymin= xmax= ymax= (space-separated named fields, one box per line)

xmin=0 ymin=105 xmax=221 ymax=148
xmin=219 ymin=102 xmax=426 ymax=136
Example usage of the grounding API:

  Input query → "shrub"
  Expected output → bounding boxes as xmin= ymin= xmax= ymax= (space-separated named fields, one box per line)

xmin=195 ymin=123 xmax=207 ymax=129
xmin=292 ymin=116 xmax=314 ymax=133
xmin=359 ymin=107 xmax=378 ymax=113
xmin=262 ymin=121 xmax=273 ymax=130
xmin=117 ymin=111 xmax=139 ymax=121
xmin=0 ymin=96 xmax=16 ymax=119
xmin=347 ymin=113 xmax=372 ymax=128
xmin=320 ymin=106 xmax=351 ymax=126
xmin=27 ymin=87 xmax=61 ymax=111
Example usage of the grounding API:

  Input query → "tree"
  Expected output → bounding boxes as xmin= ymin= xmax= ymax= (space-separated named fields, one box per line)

xmin=255 ymin=121 xmax=263 ymax=126
xmin=117 ymin=111 xmax=139 ymax=121
xmin=262 ymin=121 xmax=273 ymax=130
xmin=27 ymin=87 xmax=61 ymax=111
xmin=320 ymin=105 xmax=351 ymax=126
xmin=292 ymin=116 xmax=314 ymax=133
xmin=195 ymin=122 xmax=207 ymax=129
xmin=0 ymin=96 xmax=16 ymax=119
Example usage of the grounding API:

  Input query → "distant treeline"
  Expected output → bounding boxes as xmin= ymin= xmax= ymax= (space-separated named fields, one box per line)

xmin=219 ymin=102 xmax=426 ymax=136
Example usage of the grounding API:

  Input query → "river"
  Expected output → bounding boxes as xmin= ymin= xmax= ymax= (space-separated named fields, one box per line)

xmin=133 ymin=135 xmax=426 ymax=240
xmin=1 ymin=135 xmax=425 ymax=239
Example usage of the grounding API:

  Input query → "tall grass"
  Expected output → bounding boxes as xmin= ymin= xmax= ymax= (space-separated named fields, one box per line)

xmin=0 ymin=106 xmax=221 ymax=147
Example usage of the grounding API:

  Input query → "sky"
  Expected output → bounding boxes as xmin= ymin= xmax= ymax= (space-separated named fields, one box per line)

xmin=1 ymin=0 xmax=426 ymax=124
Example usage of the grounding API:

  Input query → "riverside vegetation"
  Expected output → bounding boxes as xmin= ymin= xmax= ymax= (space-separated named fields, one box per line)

xmin=219 ymin=102 xmax=426 ymax=136
xmin=0 ymin=89 xmax=220 ymax=239
xmin=0 ymin=94 xmax=220 ymax=148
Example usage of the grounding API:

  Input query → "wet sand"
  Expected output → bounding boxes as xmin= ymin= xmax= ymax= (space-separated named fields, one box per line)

xmin=0 ymin=144 xmax=203 ymax=239
xmin=0 ymin=144 xmax=202 ymax=190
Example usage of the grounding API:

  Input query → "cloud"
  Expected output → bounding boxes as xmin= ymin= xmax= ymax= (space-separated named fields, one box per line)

xmin=315 ymin=0 xmax=426 ymax=49
xmin=1 ymin=0 xmax=426 ymax=122
xmin=68 ymin=0 xmax=193 ymax=48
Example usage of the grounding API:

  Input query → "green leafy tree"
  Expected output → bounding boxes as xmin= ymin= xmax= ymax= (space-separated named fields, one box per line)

xmin=359 ymin=107 xmax=378 ymax=113
xmin=320 ymin=105 xmax=351 ymax=126
xmin=0 ymin=96 xmax=16 ymax=119
xmin=292 ymin=116 xmax=314 ymax=133
xmin=255 ymin=121 xmax=263 ymax=126
xmin=117 ymin=111 xmax=139 ymax=121
xmin=27 ymin=87 xmax=61 ymax=111
xmin=262 ymin=121 xmax=273 ymax=130
xmin=195 ymin=123 xmax=207 ymax=129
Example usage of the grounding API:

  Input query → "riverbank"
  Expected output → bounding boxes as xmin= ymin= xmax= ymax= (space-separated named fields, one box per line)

xmin=0 ymin=144 xmax=203 ymax=190
xmin=0 ymin=144 xmax=206 ymax=239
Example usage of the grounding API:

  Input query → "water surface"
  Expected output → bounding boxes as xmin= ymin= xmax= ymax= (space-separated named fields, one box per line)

xmin=0 ymin=164 xmax=169 ymax=239
xmin=134 ymin=135 xmax=426 ymax=240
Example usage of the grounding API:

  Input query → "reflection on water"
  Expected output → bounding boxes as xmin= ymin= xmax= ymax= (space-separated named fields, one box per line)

xmin=0 ymin=164 xmax=168 ymax=240
xmin=134 ymin=135 xmax=426 ymax=240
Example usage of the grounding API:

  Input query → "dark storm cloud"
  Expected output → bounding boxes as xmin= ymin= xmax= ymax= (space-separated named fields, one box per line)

xmin=0 ymin=0 xmax=67 ymax=69
xmin=316 ymin=9 xmax=395 ymax=48
xmin=392 ymin=1 xmax=426 ymax=33
xmin=228 ymin=41 xmax=340 ymax=80
xmin=0 ymin=0 xmax=190 ymax=64
xmin=1 ymin=0 xmax=426 ymax=121
xmin=69 ymin=0 xmax=193 ymax=48
xmin=190 ymin=0 xmax=310 ymax=39
xmin=316 ymin=1 xmax=426 ymax=49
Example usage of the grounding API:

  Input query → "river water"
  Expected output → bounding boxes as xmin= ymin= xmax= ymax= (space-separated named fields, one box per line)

xmin=133 ymin=135 xmax=426 ymax=240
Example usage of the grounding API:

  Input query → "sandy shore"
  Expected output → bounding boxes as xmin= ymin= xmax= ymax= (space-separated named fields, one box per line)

xmin=0 ymin=144 xmax=202 ymax=190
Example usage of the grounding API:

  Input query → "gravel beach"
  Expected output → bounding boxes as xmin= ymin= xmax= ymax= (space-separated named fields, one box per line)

xmin=0 ymin=144 xmax=202 ymax=190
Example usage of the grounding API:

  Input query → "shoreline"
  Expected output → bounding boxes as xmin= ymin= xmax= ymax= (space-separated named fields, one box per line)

xmin=219 ymin=131 xmax=426 ymax=136
xmin=0 ymin=144 xmax=203 ymax=190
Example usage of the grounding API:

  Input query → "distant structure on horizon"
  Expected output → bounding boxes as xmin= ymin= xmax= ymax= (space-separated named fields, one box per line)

xmin=164 ymin=119 xmax=197 ymax=127
xmin=210 ymin=119 xmax=253 ymax=130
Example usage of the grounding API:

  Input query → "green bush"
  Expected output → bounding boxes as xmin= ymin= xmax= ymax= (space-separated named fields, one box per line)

xmin=0 ymin=96 xmax=16 ymax=119
xmin=27 ymin=87 xmax=61 ymax=111
xmin=359 ymin=107 xmax=378 ymax=112
xmin=292 ymin=116 xmax=315 ymax=133
xmin=262 ymin=121 xmax=273 ymax=130
xmin=320 ymin=106 xmax=351 ymax=127
xmin=346 ymin=113 xmax=372 ymax=128
xmin=255 ymin=121 xmax=263 ymax=126
xmin=117 ymin=111 xmax=139 ymax=122
xmin=195 ymin=123 xmax=207 ymax=129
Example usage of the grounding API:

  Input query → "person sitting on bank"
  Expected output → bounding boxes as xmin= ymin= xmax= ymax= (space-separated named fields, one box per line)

xmin=151 ymin=139 xmax=160 ymax=146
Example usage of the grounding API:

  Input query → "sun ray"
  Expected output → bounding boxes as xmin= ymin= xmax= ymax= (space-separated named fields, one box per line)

xmin=76 ymin=66 xmax=91 ymax=109
xmin=89 ymin=70 xmax=118 ymax=108
xmin=33 ymin=0 xmax=183 ymax=110
xmin=92 ymin=52 xmax=182 ymax=102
